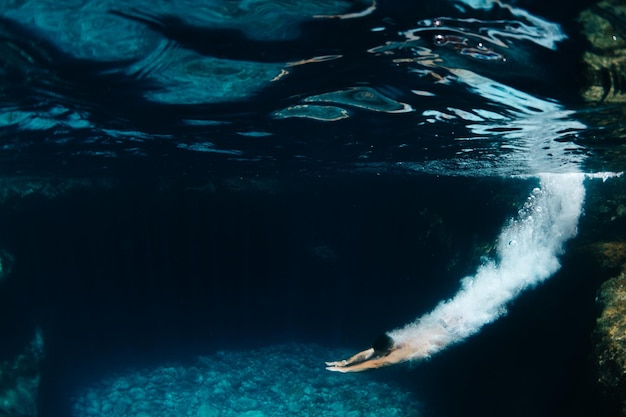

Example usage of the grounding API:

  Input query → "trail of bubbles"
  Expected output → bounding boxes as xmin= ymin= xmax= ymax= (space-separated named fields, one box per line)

xmin=389 ymin=173 xmax=585 ymax=359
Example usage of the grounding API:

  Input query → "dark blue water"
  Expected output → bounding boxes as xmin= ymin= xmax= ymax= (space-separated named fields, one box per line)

xmin=0 ymin=1 xmax=624 ymax=416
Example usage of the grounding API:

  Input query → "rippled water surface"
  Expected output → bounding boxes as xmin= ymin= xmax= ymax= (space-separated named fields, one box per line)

xmin=0 ymin=0 xmax=619 ymax=177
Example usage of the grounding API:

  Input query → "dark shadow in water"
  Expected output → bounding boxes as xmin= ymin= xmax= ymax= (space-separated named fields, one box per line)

xmin=0 ymin=174 xmax=529 ymax=416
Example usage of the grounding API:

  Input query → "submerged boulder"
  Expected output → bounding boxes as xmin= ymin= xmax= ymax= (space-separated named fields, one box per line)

xmin=594 ymin=270 xmax=626 ymax=416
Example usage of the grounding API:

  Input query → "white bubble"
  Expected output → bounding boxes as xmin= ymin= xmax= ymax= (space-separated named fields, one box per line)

xmin=389 ymin=173 xmax=585 ymax=361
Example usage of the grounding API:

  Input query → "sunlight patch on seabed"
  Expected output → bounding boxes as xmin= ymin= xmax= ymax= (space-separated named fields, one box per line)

xmin=71 ymin=343 xmax=422 ymax=417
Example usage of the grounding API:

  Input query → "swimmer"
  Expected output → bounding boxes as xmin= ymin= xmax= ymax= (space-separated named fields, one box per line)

xmin=325 ymin=333 xmax=411 ymax=372
xmin=326 ymin=320 xmax=449 ymax=372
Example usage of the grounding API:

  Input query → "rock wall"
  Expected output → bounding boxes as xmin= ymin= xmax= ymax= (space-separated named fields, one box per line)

xmin=590 ymin=237 xmax=626 ymax=415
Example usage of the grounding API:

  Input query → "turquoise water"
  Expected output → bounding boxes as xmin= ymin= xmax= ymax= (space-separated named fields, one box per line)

xmin=71 ymin=344 xmax=422 ymax=416
xmin=0 ymin=1 xmax=624 ymax=416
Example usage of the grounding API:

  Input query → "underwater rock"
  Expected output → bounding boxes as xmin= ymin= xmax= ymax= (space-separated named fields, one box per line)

xmin=579 ymin=0 xmax=626 ymax=103
xmin=594 ymin=271 xmax=626 ymax=416
xmin=589 ymin=241 xmax=626 ymax=270
xmin=0 ymin=329 xmax=44 ymax=417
